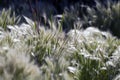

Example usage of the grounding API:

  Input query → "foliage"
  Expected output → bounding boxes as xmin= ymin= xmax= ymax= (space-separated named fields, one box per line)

xmin=62 ymin=1 xmax=120 ymax=37
xmin=58 ymin=3 xmax=86 ymax=32
xmin=0 ymin=1 xmax=120 ymax=80
xmin=67 ymin=27 xmax=120 ymax=80
xmin=84 ymin=1 xmax=120 ymax=37
xmin=0 ymin=8 xmax=20 ymax=30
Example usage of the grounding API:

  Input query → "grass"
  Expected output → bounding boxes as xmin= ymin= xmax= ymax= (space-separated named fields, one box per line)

xmin=0 ymin=8 xmax=20 ymax=30
xmin=0 ymin=1 xmax=120 ymax=80
xmin=84 ymin=1 xmax=120 ymax=37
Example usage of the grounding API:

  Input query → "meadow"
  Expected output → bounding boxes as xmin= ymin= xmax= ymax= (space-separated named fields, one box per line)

xmin=0 ymin=1 xmax=120 ymax=80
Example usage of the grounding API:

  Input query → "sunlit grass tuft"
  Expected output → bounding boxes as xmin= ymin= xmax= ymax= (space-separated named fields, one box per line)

xmin=0 ymin=8 xmax=20 ymax=30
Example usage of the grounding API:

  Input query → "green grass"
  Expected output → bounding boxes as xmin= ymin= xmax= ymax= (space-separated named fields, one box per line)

xmin=0 ymin=8 xmax=20 ymax=30
xmin=84 ymin=1 xmax=120 ymax=37
xmin=0 ymin=1 xmax=120 ymax=80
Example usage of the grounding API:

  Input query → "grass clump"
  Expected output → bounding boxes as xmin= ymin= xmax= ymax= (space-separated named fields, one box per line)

xmin=0 ymin=8 xmax=20 ymax=30
xmin=0 ymin=37 xmax=41 ymax=80
xmin=84 ymin=1 xmax=120 ymax=37
xmin=0 ymin=15 xmax=120 ymax=80
xmin=62 ymin=1 xmax=120 ymax=38
xmin=66 ymin=27 xmax=120 ymax=80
